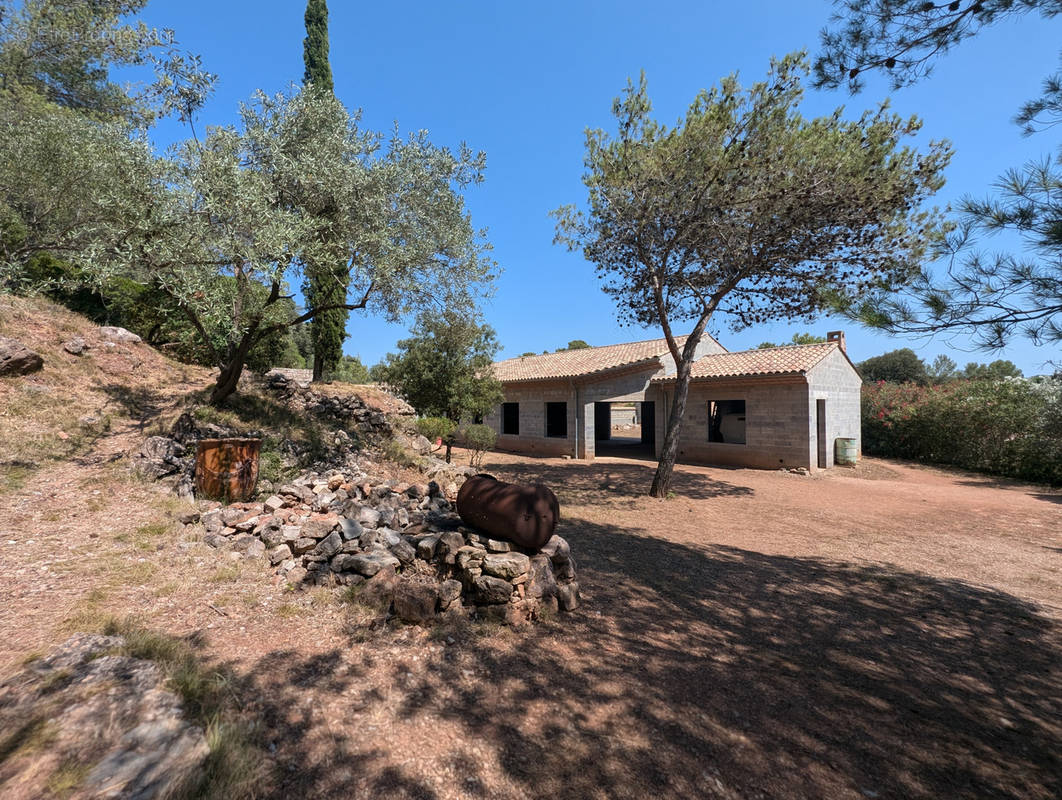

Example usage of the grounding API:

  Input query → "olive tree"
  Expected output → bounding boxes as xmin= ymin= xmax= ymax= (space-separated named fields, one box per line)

xmin=555 ymin=54 xmax=951 ymax=496
xmin=3 ymin=87 xmax=494 ymax=405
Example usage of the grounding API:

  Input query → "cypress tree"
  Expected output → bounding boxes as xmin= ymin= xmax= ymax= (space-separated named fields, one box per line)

xmin=302 ymin=0 xmax=334 ymax=93
xmin=302 ymin=0 xmax=346 ymax=380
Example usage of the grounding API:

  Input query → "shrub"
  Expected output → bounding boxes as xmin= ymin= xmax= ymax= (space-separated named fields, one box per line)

xmin=461 ymin=423 xmax=497 ymax=469
xmin=415 ymin=417 xmax=456 ymax=450
xmin=862 ymin=377 xmax=1062 ymax=485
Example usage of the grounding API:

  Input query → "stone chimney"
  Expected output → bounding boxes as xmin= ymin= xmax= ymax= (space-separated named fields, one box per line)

xmin=826 ymin=330 xmax=846 ymax=353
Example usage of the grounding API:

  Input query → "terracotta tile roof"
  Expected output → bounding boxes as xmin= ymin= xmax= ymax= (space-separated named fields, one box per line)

xmin=653 ymin=342 xmax=838 ymax=382
xmin=492 ymin=336 xmax=688 ymax=383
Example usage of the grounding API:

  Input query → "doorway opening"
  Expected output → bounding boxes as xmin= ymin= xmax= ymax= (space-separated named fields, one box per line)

xmin=816 ymin=399 xmax=827 ymax=469
xmin=594 ymin=401 xmax=655 ymax=458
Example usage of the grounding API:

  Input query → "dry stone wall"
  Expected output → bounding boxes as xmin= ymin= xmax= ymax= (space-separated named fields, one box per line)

xmin=182 ymin=468 xmax=579 ymax=625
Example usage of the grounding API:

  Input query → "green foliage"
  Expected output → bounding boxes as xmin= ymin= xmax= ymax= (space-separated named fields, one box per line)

xmin=2 ymin=82 xmax=494 ymax=405
xmin=460 ymin=423 xmax=497 ymax=469
xmin=963 ymin=359 xmax=1023 ymax=380
xmin=0 ymin=0 xmax=214 ymax=126
xmin=862 ymin=377 xmax=1062 ymax=485
xmin=858 ymin=348 xmax=930 ymax=384
xmin=383 ymin=437 xmax=420 ymax=468
xmin=554 ymin=52 xmax=950 ymax=496
xmin=15 ymin=253 xmax=303 ymax=372
xmin=367 ymin=362 xmax=387 ymax=383
xmin=416 ymin=416 xmax=456 ymax=445
xmin=757 ymin=332 xmax=826 ymax=348
xmin=816 ymin=2 xmax=1062 ymax=350
xmin=560 ymin=339 xmax=591 ymax=350
xmin=327 ymin=354 xmax=370 ymax=383
xmin=302 ymin=0 xmax=334 ymax=94
xmin=374 ymin=309 xmax=503 ymax=423
xmin=790 ymin=332 xmax=827 ymax=345
xmin=849 ymin=158 xmax=1062 ymax=348
xmin=927 ymin=353 xmax=958 ymax=384
xmin=307 ymin=270 xmax=349 ymax=380
xmin=814 ymin=1 xmax=1057 ymax=94
xmin=301 ymin=0 xmax=344 ymax=379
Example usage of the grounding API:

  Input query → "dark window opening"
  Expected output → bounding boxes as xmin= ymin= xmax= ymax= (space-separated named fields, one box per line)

xmin=502 ymin=403 xmax=519 ymax=435
xmin=545 ymin=402 xmax=568 ymax=438
xmin=708 ymin=400 xmax=746 ymax=444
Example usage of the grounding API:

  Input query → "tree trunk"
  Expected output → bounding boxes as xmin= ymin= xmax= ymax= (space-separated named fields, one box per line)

xmin=444 ymin=440 xmax=453 ymax=463
xmin=210 ymin=359 xmax=245 ymax=406
xmin=312 ymin=355 xmax=324 ymax=383
xmin=209 ymin=333 xmax=259 ymax=407
xmin=649 ymin=364 xmax=693 ymax=497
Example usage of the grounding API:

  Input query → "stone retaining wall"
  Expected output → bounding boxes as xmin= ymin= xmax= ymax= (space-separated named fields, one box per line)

xmin=183 ymin=469 xmax=579 ymax=625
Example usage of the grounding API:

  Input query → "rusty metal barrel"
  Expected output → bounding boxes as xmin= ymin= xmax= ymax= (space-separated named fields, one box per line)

xmin=194 ymin=438 xmax=261 ymax=502
xmin=456 ymin=474 xmax=559 ymax=551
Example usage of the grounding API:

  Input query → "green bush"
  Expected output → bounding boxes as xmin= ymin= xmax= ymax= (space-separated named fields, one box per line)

xmin=862 ymin=377 xmax=1062 ymax=485
xmin=415 ymin=417 xmax=456 ymax=447
xmin=461 ymin=423 xmax=497 ymax=469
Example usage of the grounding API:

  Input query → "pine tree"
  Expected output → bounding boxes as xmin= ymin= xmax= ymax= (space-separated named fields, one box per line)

xmin=302 ymin=0 xmax=346 ymax=380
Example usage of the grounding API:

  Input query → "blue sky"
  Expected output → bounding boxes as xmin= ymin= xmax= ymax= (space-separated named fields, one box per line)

xmin=139 ymin=0 xmax=1062 ymax=374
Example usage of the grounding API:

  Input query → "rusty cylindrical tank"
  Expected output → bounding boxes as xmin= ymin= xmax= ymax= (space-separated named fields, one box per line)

xmin=194 ymin=438 xmax=261 ymax=502
xmin=456 ymin=474 xmax=559 ymax=551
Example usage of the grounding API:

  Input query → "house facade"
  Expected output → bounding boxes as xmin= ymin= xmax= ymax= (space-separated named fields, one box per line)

xmin=483 ymin=332 xmax=861 ymax=471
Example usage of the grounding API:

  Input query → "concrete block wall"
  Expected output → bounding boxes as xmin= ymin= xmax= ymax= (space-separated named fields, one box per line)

xmin=487 ymin=365 xmax=662 ymax=460
xmin=484 ymin=381 xmax=575 ymax=457
xmin=806 ymin=349 xmax=862 ymax=468
xmin=653 ymin=379 xmax=813 ymax=469
xmin=486 ymin=344 xmax=861 ymax=471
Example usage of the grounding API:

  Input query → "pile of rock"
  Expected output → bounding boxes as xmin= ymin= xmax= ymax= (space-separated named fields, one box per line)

xmin=183 ymin=469 xmax=579 ymax=624
xmin=264 ymin=371 xmax=415 ymax=437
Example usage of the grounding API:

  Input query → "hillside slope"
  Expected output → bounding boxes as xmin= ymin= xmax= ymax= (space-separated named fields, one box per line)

xmin=0 ymin=294 xmax=212 ymax=480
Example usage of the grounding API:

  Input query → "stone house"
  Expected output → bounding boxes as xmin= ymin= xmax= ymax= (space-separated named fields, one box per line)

xmin=483 ymin=332 xmax=861 ymax=471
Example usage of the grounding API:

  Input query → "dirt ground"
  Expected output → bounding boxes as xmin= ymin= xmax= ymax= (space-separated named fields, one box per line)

xmin=1 ymin=436 xmax=1060 ymax=798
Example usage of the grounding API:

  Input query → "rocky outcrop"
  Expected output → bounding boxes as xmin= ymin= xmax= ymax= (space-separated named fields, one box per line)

xmin=0 ymin=634 xmax=209 ymax=800
xmin=184 ymin=468 xmax=579 ymax=624
xmin=99 ymin=326 xmax=143 ymax=345
xmin=0 ymin=336 xmax=43 ymax=376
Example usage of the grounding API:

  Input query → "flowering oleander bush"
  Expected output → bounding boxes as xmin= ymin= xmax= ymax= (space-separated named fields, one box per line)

xmin=862 ymin=377 xmax=1062 ymax=485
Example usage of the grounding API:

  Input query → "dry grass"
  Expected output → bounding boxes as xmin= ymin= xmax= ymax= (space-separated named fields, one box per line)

xmin=0 ymin=294 xmax=210 ymax=484
xmin=45 ymin=759 xmax=90 ymax=798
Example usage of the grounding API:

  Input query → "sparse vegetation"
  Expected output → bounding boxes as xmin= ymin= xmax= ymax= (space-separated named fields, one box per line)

xmin=46 ymin=759 xmax=91 ymax=798
xmin=461 ymin=423 xmax=497 ymax=469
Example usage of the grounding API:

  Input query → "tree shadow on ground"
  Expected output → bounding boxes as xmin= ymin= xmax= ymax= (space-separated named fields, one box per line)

xmin=482 ymin=457 xmax=754 ymax=505
xmin=236 ymin=515 xmax=1062 ymax=800
xmin=97 ymin=383 xmax=169 ymax=430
